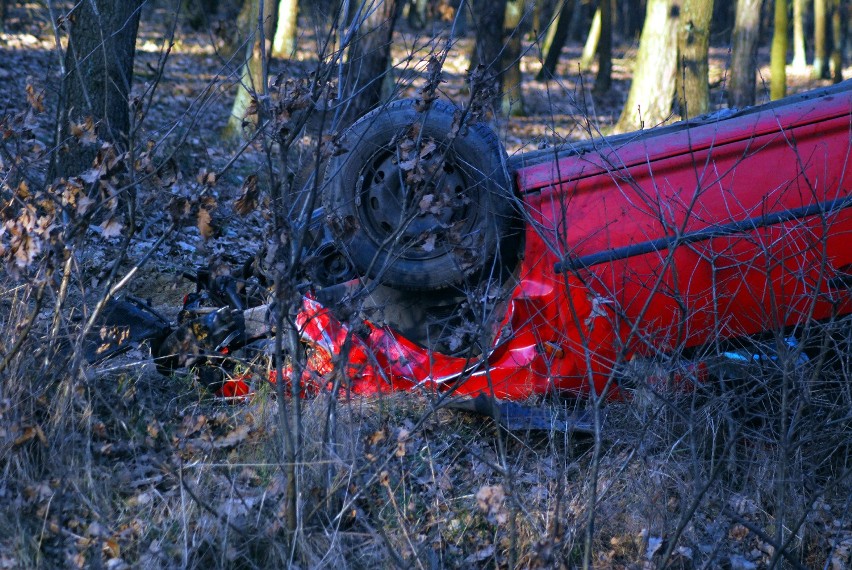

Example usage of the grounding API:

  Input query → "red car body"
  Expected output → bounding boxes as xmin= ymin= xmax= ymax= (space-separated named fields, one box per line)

xmin=279 ymin=82 xmax=852 ymax=401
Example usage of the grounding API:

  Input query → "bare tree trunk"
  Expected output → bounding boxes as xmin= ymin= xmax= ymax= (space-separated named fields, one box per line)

xmin=579 ymin=4 xmax=601 ymax=69
xmin=536 ymin=0 xmax=574 ymax=80
xmin=184 ymin=0 xmax=220 ymax=30
xmin=272 ymin=0 xmax=299 ymax=57
xmin=771 ymin=0 xmax=788 ymax=99
xmin=532 ymin=0 xmax=541 ymax=34
xmin=593 ymin=0 xmax=611 ymax=94
xmin=814 ymin=0 xmax=830 ymax=77
xmin=339 ymin=0 xmax=401 ymax=127
xmin=501 ymin=0 xmax=526 ymax=116
xmin=729 ymin=0 xmax=763 ymax=108
xmin=830 ymin=0 xmax=843 ymax=82
xmin=568 ymin=0 xmax=590 ymax=41
xmin=677 ymin=0 xmax=714 ymax=117
xmin=791 ymin=0 xmax=807 ymax=70
xmin=621 ymin=0 xmax=644 ymax=39
xmin=844 ymin=0 xmax=852 ymax=61
xmin=614 ymin=0 xmax=680 ymax=133
xmin=710 ymin=0 xmax=735 ymax=40
xmin=471 ymin=0 xmax=508 ymax=112
xmin=224 ymin=0 xmax=277 ymax=140
xmin=52 ymin=0 xmax=144 ymax=181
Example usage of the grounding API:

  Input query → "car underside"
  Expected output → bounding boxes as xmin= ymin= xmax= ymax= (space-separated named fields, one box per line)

xmin=90 ymin=80 xmax=852 ymax=410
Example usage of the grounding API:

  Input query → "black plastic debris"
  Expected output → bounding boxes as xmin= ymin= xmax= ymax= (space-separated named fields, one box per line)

xmin=444 ymin=394 xmax=597 ymax=434
xmin=83 ymin=297 xmax=172 ymax=364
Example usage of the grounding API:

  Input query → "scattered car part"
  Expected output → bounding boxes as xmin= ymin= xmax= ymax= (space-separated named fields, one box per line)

xmin=83 ymin=296 xmax=171 ymax=364
xmin=443 ymin=394 xmax=597 ymax=433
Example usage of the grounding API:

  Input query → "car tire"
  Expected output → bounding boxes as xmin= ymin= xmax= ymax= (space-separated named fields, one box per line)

xmin=323 ymin=99 xmax=516 ymax=291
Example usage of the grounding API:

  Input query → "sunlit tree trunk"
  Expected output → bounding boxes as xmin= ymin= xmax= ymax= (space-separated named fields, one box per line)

xmin=677 ymin=0 xmax=714 ymax=117
xmin=593 ymin=0 xmax=612 ymax=94
xmin=532 ymin=0 xmax=541 ymax=34
xmin=729 ymin=0 xmax=763 ymax=108
xmin=536 ymin=0 xmax=575 ymax=80
xmin=771 ymin=0 xmax=788 ymax=99
xmin=579 ymin=5 xmax=601 ymax=69
xmin=224 ymin=0 xmax=277 ymax=140
xmin=501 ymin=0 xmax=527 ymax=116
xmin=52 ymin=0 xmax=144 ymax=180
xmin=614 ymin=0 xmax=680 ymax=133
xmin=272 ymin=0 xmax=299 ymax=58
xmin=791 ymin=0 xmax=807 ymax=70
xmin=814 ymin=0 xmax=830 ymax=77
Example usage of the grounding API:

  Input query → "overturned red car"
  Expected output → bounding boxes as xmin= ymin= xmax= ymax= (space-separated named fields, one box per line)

xmin=277 ymin=81 xmax=852 ymax=402
xmin=121 ymin=81 xmax=850 ymax=405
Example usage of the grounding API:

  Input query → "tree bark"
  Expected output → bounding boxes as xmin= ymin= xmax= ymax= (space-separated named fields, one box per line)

xmin=272 ymin=0 xmax=299 ymax=58
xmin=501 ymin=0 xmax=526 ymax=116
xmin=184 ymin=0 xmax=220 ymax=30
xmin=620 ymin=0 xmax=644 ymax=39
xmin=223 ymin=0 xmax=278 ymax=140
xmin=814 ymin=0 xmax=829 ymax=77
xmin=729 ymin=0 xmax=763 ymax=108
xmin=614 ymin=0 xmax=680 ymax=133
xmin=536 ymin=0 xmax=574 ymax=81
xmin=471 ymin=0 xmax=508 ymax=112
xmin=770 ymin=0 xmax=788 ymax=99
xmin=791 ymin=0 xmax=807 ymax=70
xmin=339 ymin=0 xmax=401 ymax=127
xmin=830 ymin=0 xmax=843 ymax=82
xmin=579 ymin=5 xmax=601 ymax=69
xmin=52 ymin=0 xmax=144 ymax=181
xmin=677 ymin=0 xmax=714 ymax=117
xmin=710 ymin=0 xmax=735 ymax=41
xmin=568 ymin=0 xmax=590 ymax=41
xmin=593 ymin=0 xmax=612 ymax=94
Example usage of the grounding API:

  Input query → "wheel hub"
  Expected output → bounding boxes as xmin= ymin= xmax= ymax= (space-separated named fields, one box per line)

xmin=359 ymin=148 xmax=471 ymax=259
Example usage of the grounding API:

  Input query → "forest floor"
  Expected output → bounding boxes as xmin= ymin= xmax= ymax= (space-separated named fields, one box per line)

xmin=1 ymin=1 xmax=852 ymax=568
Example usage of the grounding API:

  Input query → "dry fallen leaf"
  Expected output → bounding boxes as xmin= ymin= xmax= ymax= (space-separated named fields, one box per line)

xmin=395 ymin=428 xmax=410 ymax=458
xmin=11 ymin=231 xmax=40 ymax=267
xmin=234 ymin=174 xmax=259 ymax=216
xmin=367 ymin=428 xmax=386 ymax=446
xmin=419 ymin=140 xmax=437 ymax=158
xmin=420 ymin=233 xmax=436 ymax=253
xmin=476 ymin=484 xmax=507 ymax=524
xmin=197 ymin=208 xmax=213 ymax=240
xmin=13 ymin=424 xmax=47 ymax=447
xmin=103 ymin=538 xmax=120 ymax=559
xmin=213 ymin=424 xmax=251 ymax=449
xmin=100 ymin=217 xmax=124 ymax=239
xmin=26 ymin=82 xmax=45 ymax=113
xmin=196 ymin=168 xmax=217 ymax=186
